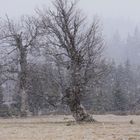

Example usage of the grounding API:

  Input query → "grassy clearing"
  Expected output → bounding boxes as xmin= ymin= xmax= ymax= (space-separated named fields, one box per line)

xmin=0 ymin=115 xmax=140 ymax=140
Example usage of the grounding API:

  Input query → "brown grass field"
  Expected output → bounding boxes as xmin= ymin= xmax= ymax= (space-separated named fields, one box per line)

xmin=0 ymin=115 xmax=140 ymax=140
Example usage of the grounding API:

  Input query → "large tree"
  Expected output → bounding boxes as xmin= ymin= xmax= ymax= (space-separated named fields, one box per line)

xmin=38 ymin=0 xmax=104 ymax=122
xmin=0 ymin=16 xmax=40 ymax=116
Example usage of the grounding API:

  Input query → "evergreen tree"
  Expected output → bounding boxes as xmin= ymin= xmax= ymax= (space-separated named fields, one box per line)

xmin=113 ymin=80 xmax=126 ymax=111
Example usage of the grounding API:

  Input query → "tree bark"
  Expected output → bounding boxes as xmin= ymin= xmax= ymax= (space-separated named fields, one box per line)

xmin=19 ymin=46 xmax=30 ymax=116
xmin=20 ymin=88 xmax=29 ymax=116
xmin=64 ymin=61 xmax=96 ymax=122
xmin=65 ymin=88 xmax=95 ymax=122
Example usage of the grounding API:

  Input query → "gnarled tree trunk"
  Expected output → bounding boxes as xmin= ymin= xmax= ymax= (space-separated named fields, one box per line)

xmin=65 ymin=88 xmax=95 ymax=122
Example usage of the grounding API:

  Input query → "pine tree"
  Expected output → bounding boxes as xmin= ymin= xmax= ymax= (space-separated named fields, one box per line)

xmin=113 ymin=80 xmax=126 ymax=111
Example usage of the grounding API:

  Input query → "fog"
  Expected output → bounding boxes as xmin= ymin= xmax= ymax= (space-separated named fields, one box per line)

xmin=0 ymin=0 xmax=140 ymax=64
xmin=0 ymin=0 xmax=140 ymax=37
xmin=1 ymin=0 xmax=140 ymax=128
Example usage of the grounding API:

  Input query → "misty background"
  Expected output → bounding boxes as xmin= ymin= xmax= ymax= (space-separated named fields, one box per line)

xmin=0 ymin=0 xmax=140 ymax=64
xmin=0 ymin=0 xmax=140 ymax=116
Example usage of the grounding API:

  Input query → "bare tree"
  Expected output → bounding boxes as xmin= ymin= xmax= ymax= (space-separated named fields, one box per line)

xmin=0 ymin=16 xmax=40 ymax=116
xmin=38 ymin=0 xmax=104 ymax=122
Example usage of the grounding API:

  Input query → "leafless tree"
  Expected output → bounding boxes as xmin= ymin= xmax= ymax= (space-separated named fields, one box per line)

xmin=0 ymin=16 xmax=40 ymax=116
xmin=38 ymin=0 xmax=104 ymax=122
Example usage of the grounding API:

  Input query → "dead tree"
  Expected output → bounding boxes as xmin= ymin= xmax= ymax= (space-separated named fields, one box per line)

xmin=38 ymin=0 xmax=104 ymax=122
xmin=0 ymin=16 xmax=40 ymax=116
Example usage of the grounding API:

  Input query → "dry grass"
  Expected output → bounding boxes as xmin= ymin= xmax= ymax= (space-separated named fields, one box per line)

xmin=0 ymin=115 xmax=140 ymax=140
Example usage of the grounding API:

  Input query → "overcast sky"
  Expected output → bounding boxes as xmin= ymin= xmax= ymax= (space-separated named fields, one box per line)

xmin=0 ymin=0 xmax=140 ymax=38
xmin=0 ymin=0 xmax=140 ymax=19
